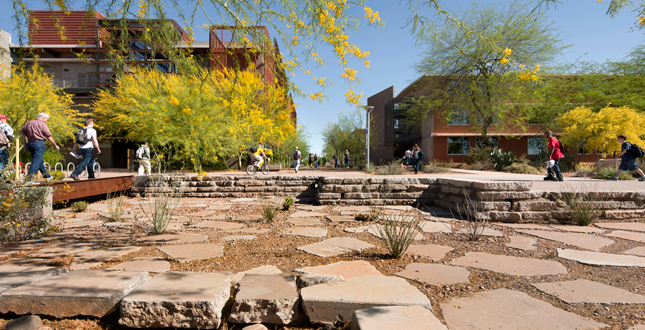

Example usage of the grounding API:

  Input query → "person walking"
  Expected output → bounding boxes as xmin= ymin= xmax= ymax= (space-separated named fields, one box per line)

xmin=136 ymin=141 xmax=152 ymax=175
xmin=308 ymin=153 xmax=313 ymax=167
xmin=344 ymin=150 xmax=350 ymax=168
xmin=404 ymin=148 xmax=411 ymax=165
xmin=544 ymin=130 xmax=564 ymax=181
xmin=612 ymin=134 xmax=645 ymax=181
xmin=0 ymin=114 xmax=14 ymax=174
xmin=70 ymin=118 xmax=101 ymax=180
xmin=410 ymin=144 xmax=421 ymax=174
xmin=292 ymin=146 xmax=301 ymax=173
xmin=21 ymin=113 xmax=59 ymax=181
xmin=333 ymin=151 xmax=339 ymax=168
xmin=314 ymin=153 xmax=319 ymax=168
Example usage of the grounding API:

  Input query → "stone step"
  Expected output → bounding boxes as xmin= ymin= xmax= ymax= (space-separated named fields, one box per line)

xmin=228 ymin=274 xmax=300 ymax=325
xmin=351 ymin=305 xmax=447 ymax=330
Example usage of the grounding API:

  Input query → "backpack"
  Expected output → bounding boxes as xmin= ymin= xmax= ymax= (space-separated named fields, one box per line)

xmin=0 ymin=129 xmax=8 ymax=146
xmin=249 ymin=146 xmax=259 ymax=153
xmin=419 ymin=150 xmax=425 ymax=160
xmin=292 ymin=150 xmax=301 ymax=160
xmin=135 ymin=147 xmax=145 ymax=160
xmin=76 ymin=128 xmax=90 ymax=145
xmin=630 ymin=143 xmax=645 ymax=158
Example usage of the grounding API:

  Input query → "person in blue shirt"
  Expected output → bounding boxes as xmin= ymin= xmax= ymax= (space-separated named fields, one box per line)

xmin=612 ymin=135 xmax=645 ymax=181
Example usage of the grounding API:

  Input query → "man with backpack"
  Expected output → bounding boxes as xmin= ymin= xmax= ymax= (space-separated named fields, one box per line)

xmin=0 ymin=114 xmax=14 ymax=174
xmin=70 ymin=118 xmax=101 ymax=180
xmin=292 ymin=146 xmax=301 ymax=173
xmin=612 ymin=135 xmax=645 ymax=181
xmin=136 ymin=141 xmax=151 ymax=176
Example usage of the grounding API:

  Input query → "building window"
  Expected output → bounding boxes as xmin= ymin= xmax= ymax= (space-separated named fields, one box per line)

xmin=527 ymin=137 xmax=545 ymax=155
xmin=578 ymin=143 xmax=592 ymax=155
xmin=448 ymin=110 xmax=470 ymax=125
xmin=476 ymin=137 xmax=498 ymax=148
xmin=394 ymin=119 xmax=399 ymax=129
xmin=448 ymin=137 xmax=470 ymax=155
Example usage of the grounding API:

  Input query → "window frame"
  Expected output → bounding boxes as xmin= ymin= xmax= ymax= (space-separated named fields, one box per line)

xmin=447 ymin=137 xmax=470 ymax=155
xmin=527 ymin=136 xmax=545 ymax=155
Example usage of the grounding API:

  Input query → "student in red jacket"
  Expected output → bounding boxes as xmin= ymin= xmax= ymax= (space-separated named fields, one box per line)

xmin=544 ymin=131 xmax=564 ymax=181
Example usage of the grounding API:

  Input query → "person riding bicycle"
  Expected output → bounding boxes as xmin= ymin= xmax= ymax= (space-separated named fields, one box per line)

xmin=249 ymin=145 xmax=266 ymax=168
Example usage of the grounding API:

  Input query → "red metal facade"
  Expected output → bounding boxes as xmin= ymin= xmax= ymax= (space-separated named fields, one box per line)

xmin=29 ymin=11 xmax=105 ymax=45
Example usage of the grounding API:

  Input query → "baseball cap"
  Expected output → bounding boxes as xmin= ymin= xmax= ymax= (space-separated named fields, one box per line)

xmin=0 ymin=114 xmax=7 ymax=120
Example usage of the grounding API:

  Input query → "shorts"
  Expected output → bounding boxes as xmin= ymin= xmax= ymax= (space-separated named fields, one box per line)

xmin=619 ymin=158 xmax=639 ymax=171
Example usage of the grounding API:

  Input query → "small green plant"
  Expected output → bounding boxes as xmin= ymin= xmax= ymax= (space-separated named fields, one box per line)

xmin=354 ymin=213 xmax=369 ymax=221
xmin=372 ymin=210 xmax=422 ymax=258
xmin=0 ymin=179 xmax=52 ymax=242
xmin=575 ymin=163 xmax=596 ymax=177
xmin=456 ymin=190 xmax=490 ymax=241
xmin=423 ymin=164 xmax=451 ymax=173
xmin=70 ymin=201 xmax=88 ymax=212
xmin=261 ymin=199 xmax=280 ymax=222
xmin=283 ymin=196 xmax=295 ymax=210
xmin=504 ymin=162 xmax=541 ymax=174
xmin=471 ymin=161 xmax=495 ymax=171
xmin=107 ymin=190 xmax=126 ymax=222
xmin=490 ymin=148 xmax=516 ymax=171
xmin=595 ymin=168 xmax=634 ymax=180
xmin=375 ymin=161 xmax=406 ymax=175
xmin=140 ymin=177 xmax=184 ymax=234
xmin=464 ymin=145 xmax=495 ymax=165
xmin=49 ymin=171 xmax=65 ymax=181
xmin=561 ymin=184 xmax=603 ymax=226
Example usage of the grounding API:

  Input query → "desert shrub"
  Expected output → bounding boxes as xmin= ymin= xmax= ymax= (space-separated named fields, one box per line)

xmin=375 ymin=161 xmax=406 ymax=175
xmin=504 ymin=162 xmax=541 ymax=174
xmin=454 ymin=163 xmax=473 ymax=170
xmin=456 ymin=190 xmax=489 ymax=241
xmin=561 ymin=184 xmax=603 ymax=226
xmin=575 ymin=163 xmax=596 ymax=177
xmin=595 ymin=168 xmax=635 ymax=180
xmin=0 ymin=180 xmax=52 ymax=242
xmin=49 ymin=171 xmax=65 ymax=181
xmin=261 ymin=199 xmax=280 ymax=222
xmin=70 ymin=201 xmax=88 ymax=212
xmin=140 ymin=177 xmax=183 ymax=234
xmin=373 ymin=210 xmax=422 ymax=258
xmin=283 ymin=196 xmax=295 ymax=210
xmin=107 ymin=190 xmax=126 ymax=222
xmin=471 ymin=161 xmax=495 ymax=171
xmin=354 ymin=214 xmax=369 ymax=221
xmin=423 ymin=164 xmax=451 ymax=173
xmin=464 ymin=145 xmax=495 ymax=165
xmin=490 ymin=148 xmax=516 ymax=171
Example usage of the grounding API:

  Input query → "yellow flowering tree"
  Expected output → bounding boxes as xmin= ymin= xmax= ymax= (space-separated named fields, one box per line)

xmin=93 ymin=66 xmax=295 ymax=171
xmin=0 ymin=63 xmax=78 ymax=142
xmin=557 ymin=105 xmax=645 ymax=165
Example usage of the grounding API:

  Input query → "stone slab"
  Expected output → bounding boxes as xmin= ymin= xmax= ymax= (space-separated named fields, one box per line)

xmin=0 ymin=270 xmax=150 ymax=317
xmin=367 ymin=226 xmax=425 ymax=241
xmin=0 ymin=244 xmax=43 ymax=258
xmin=418 ymin=221 xmax=452 ymax=233
xmin=283 ymin=227 xmax=328 ymax=238
xmin=396 ymin=263 xmax=470 ymax=286
xmin=382 ymin=205 xmax=415 ymax=211
xmin=624 ymin=246 xmax=645 ymax=257
xmin=287 ymin=218 xmax=322 ymax=226
xmin=27 ymin=241 xmax=99 ymax=259
xmin=506 ymin=235 xmax=537 ymax=251
xmin=405 ymin=245 xmax=454 ymax=261
xmin=494 ymin=223 xmax=550 ymax=230
xmin=157 ymin=243 xmax=224 ymax=263
xmin=441 ymin=289 xmax=608 ymax=330
xmin=333 ymin=206 xmax=371 ymax=212
xmin=298 ymin=205 xmax=328 ymax=211
xmin=184 ymin=210 xmax=217 ymax=218
xmin=206 ymin=204 xmax=231 ymax=210
xmin=0 ymin=266 xmax=68 ymax=293
xmin=231 ymin=198 xmax=257 ymax=203
xmin=558 ymin=248 xmax=645 ymax=267
xmin=6 ymin=314 xmax=43 ymax=330
xmin=71 ymin=246 xmax=141 ymax=270
xmin=301 ymin=275 xmax=432 ymax=324
xmin=222 ymin=235 xmax=256 ymax=241
xmin=234 ymin=215 xmax=264 ymax=224
xmin=119 ymin=271 xmax=232 ymax=329
xmin=533 ymin=279 xmax=645 ymax=304
xmin=0 ymin=258 xmax=52 ymax=267
xmin=351 ymin=305 xmax=447 ymax=330
xmin=107 ymin=257 xmax=171 ymax=273
xmin=137 ymin=232 xmax=208 ymax=245
xmin=327 ymin=216 xmax=356 ymax=222
xmin=606 ymin=230 xmax=645 ymax=243
xmin=231 ymin=265 xmax=282 ymax=284
xmin=457 ymin=227 xmax=503 ymax=237
xmin=451 ymin=252 xmax=567 ymax=276
xmin=295 ymin=261 xmax=383 ymax=279
xmin=549 ymin=225 xmax=607 ymax=233
xmin=298 ymin=237 xmax=375 ymax=258
xmin=518 ymin=230 xmax=614 ymax=251
xmin=344 ymin=226 xmax=371 ymax=233
xmin=595 ymin=222 xmax=645 ymax=232
xmin=222 ymin=227 xmax=271 ymax=235
xmin=228 ymin=274 xmax=300 ymax=325
xmin=59 ymin=220 xmax=104 ymax=229
xmin=290 ymin=211 xmax=327 ymax=218
xmin=192 ymin=220 xmax=245 ymax=230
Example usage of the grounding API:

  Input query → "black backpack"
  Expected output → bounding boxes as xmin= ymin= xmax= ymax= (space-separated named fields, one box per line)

xmin=76 ymin=128 xmax=90 ymax=144
xmin=630 ymin=143 xmax=645 ymax=158
xmin=249 ymin=146 xmax=259 ymax=153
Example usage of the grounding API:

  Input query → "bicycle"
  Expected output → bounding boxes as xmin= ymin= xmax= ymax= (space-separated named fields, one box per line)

xmin=246 ymin=158 xmax=270 ymax=175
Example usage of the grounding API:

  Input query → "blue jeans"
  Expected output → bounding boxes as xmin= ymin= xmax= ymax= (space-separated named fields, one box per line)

xmin=0 ymin=147 xmax=8 ymax=174
xmin=26 ymin=140 xmax=50 ymax=180
xmin=345 ymin=157 xmax=349 ymax=167
xmin=72 ymin=148 xmax=95 ymax=178
xmin=411 ymin=158 xmax=420 ymax=172
xmin=294 ymin=159 xmax=300 ymax=171
xmin=335 ymin=159 xmax=339 ymax=168
xmin=315 ymin=160 xmax=318 ymax=168
xmin=547 ymin=158 xmax=563 ymax=179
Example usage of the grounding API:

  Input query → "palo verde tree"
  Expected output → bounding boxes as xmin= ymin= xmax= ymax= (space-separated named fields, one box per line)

xmin=93 ymin=66 xmax=295 ymax=172
xmin=321 ymin=109 xmax=369 ymax=161
xmin=411 ymin=1 xmax=567 ymax=142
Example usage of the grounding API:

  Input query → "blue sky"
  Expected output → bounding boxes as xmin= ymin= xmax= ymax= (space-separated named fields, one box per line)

xmin=1 ymin=1 xmax=644 ymax=153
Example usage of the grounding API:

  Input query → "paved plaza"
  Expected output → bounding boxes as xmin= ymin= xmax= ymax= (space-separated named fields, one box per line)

xmin=1 ymin=169 xmax=645 ymax=329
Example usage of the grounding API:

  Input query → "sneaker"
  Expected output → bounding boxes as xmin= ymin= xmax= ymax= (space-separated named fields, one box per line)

xmin=610 ymin=177 xmax=619 ymax=181
xmin=639 ymin=177 xmax=645 ymax=182
xmin=70 ymin=174 xmax=80 ymax=181
xmin=44 ymin=177 xmax=53 ymax=182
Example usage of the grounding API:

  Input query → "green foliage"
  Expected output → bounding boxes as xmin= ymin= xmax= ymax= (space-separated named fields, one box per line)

xmin=43 ymin=149 xmax=64 ymax=167
xmin=139 ymin=178 xmax=183 ymax=234
xmin=282 ymin=196 xmax=295 ymax=211
xmin=503 ymin=161 xmax=541 ymax=174
xmin=107 ymin=190 xmax=126 ymax=222
xmin=560 ymin=185 xmax=603 ymax=226
xmin=321 ymin=110 xmax=368 ymax=163
xmin=373 ymin=210 xmax=422 ymax=258
xmin=464 ymin=145 xmax=495 ymax=165
xmin=354 ymin=214 xmax=369 ymax=221
xmin=0 ymin=180 xmax=52 ymax=242
xmin=70 ymin=201 xmax=88 ymax=212
xmin=595 ymin=168 xmax=635 ymax=180
xmin=456 ymin=191 xmax=490 ymax=241
xmin=490 ymin=148 xmax=516 ymax=171
xmin=261 ymin=199 xmax=280 ymax=222
xmin=49 ymin=171 xmax=65 ymax=181
xmin=374 ymin=161 xmax=406 ymax=175
xmin=423 ymin=164 xmax=451 ymax=173
xmin=575 ymin=163 xmax=596 ymax=177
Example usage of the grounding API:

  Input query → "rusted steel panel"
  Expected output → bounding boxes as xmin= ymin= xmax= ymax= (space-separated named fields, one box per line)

xmin=29 ymin=11 xmax=105 ymax=45
xmin=51 ymin=176 xmax=132 ymax=202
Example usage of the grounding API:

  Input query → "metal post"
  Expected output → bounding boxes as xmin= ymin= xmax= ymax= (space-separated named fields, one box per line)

xmin=363 ymin=106 xmax=374 ymax=170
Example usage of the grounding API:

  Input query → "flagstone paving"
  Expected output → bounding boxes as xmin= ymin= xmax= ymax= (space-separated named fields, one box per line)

xmin=0 ymin=266 xmax=68 ymax=293
xmin=396 ymin=263 xmax=470 ymax=286
xmin=532 ymin=279 xmax=645 ymax=304
xmin=297 ymin=205 xmax=328 ymax=211
xmin=595 ymin=222 xmax=645 ymax=232
xmin=517 ymin=230 xmax=615 ymax=251
xmin=289 ymin=211 xmax=327 ymax=218
xmin=86 ymin=233 xmax=132 ymax=245
xmin=231 ymin=198 xmax=257 ymax=203
xmin=549 ymin=225 xmax=607 ymax=233
xmin=228 ymin=274 xmax=300 ymax=325
xmin=231 ymin=265 xmax=282 ymax=284
xmin=295 ymin=260 xmax=383 ymax=279
xmin=440 ymin=289 xmax=609 ymax=330
xmin=286 ymin=218 xmax=321 ymax=226
xmin=28 ymin=241 xmax=99 ymax=259
xmin=222 ymin=235 xmax=257 ymax=242
xmin=418 ymin=221 xmax=452 ymax=233
xmin=191 ymin=220 xmax=245 ymax=230
xmin=451 ymin=252 xmax=568 ymax=276
xmin=222 ymin=227 xmax=271 ymax=234
xmin=300 ymin=275 xmax=432 ymax=324
xmin=283 ymin=227 xmax=328 ymax=238
xmin=119 ymin=271 xmax=232 ymax=329
xmin=71 ymin=247 xmax=141 ymax=270
xmin=344 ymin=226 xmax=371 ymax=234
xmin=326 ymin=215 xmax=356 ymax=222
xmin=234 ymin=215 xmax=264 ymax=223
xmin=623 ymin=246 xmax=645 ymax=257
xmin=333 ymin=206 xmax=370 ymax=212
xmin=107 ymin=257 xmax=171 ymax=272
xmin=558 ymin=248 xmax=645 ymax=267
xmin=505 ymin=235 xmax=537 ymax=251
xmin=606 ymin=230 xmax=645 ymax=243
xmin=351 ymin=305 xmax=447 ymax=330
xmin=184 ymin=210 xmax=217 ymax=218
xmin=0 ymin=270 xmax=150 ymax=318
xmin=405 ymin=244 xmax=454 ymax=261
xmin=297 ymin=237 xmax=375 ymax=258
xmin=137 ymin=232 xmax=208 ymax=245
xmin=157 ymin=243 xmax=224 ymax=263
xmin=457 ymin=227 xmax=503 ymax=237
xmin=367 ymin=226 xmax=425 ymax=241
xmin=206 ymin=204 xmax=232 ymax=210
xmin=494 ymin=223 xmax=550 ymax=230
xmin=0 ymin=258 xmax=52 ymax=267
